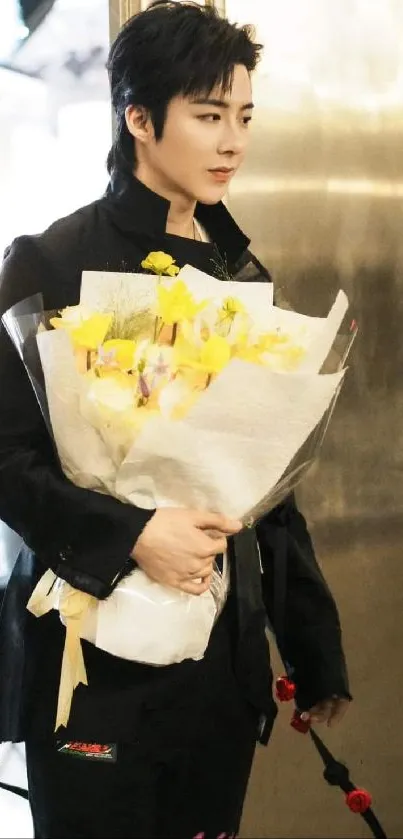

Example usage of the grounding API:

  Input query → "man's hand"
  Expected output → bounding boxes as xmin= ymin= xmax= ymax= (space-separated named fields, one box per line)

xmin=132 ymin=508 xmax=242 ymax=594
xmin=301 ymin=696 xmax=350 ymax=728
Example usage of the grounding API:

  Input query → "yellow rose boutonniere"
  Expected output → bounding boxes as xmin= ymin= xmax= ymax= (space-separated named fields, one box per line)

xmin=141 ymin=251 xmax=180 ymax=277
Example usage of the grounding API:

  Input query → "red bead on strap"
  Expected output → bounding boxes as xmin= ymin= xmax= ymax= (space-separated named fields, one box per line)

xmin=346 ymin=789 xmax=373 ymax=814
xmin=275 ymin=675 xmax=296 ymax=702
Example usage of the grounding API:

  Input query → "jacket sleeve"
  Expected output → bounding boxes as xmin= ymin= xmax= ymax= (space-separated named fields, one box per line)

xmin=0 ymin=237 xmax=154 ymax=599
xmin=256 ymin=494 xmax=352 ymax=710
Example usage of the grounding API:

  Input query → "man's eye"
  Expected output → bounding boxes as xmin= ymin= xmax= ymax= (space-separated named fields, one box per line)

xmin=242 ymin=116 xmax=253 ymax=126
xmin=198 ymin=114 xmax=221 ymax=122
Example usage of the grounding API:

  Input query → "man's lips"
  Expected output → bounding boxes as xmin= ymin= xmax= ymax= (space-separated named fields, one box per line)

xmin=209 ymin=167 xmax=235 ymax=173
xmin=208 ymin=167 xmax=235 ymax=182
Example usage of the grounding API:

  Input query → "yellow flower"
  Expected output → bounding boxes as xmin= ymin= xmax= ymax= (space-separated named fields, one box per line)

xmin=134 ymin=340 xmax=174 ymax=375
xmin=81 ymin=370 xmax=159 ymax=447
xmin=51 ymin=308 xmax=113 ymax=351
xmin=141 ymin=251 xmax=180 ymax=276
xmin=199 ymin=336 xmax=231 ymax=373
xmin=255 ymin=332 xmax=289 ymax=352
xmin=218 ymin=296 xmax=245 ymax=323
xmin=270 ymin=346 xmax=306 ymax=371
xmin=234 ymin=330 xmax=306 ymax=370
xmin=157 ymin=280 xmax=206 ymax=325
xmin=234 ymin=343 xmax=265 ymax=364
xmin=101 ymin=339 xmax=137 ymax=371
xmin=50 ymin=304 xmax=90 ymax=328
xmin=175 ymin=333 xmax=231 ymax=375
xmin=257 ymin=331 xmax=306 ymax=369
xmin=72 ymin=316 xmax=113 ymax=351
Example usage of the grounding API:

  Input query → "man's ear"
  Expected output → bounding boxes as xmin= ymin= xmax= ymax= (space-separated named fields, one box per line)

xmin=125 ymin=105 xmax=154 ymax=145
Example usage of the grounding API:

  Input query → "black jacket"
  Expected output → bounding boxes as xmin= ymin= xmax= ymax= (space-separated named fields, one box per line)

xmin=0 ymin=173 xmax=350 ymax=743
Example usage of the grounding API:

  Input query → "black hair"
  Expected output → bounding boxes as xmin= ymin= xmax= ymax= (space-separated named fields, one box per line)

xmin=106 ymin=0 xmax=262 ymax=177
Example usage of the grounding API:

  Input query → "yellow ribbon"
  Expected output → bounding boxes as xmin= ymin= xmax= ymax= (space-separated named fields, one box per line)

xmin=27 ymin=571 xmax=95 ymax=731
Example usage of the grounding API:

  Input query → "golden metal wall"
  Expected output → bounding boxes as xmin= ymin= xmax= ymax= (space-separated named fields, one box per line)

xmin=110 ymin=0 xmax=140 ymax=41
xmin=222 ymin=7 xmax=403 ymax=836
xmin=226 ymin=0 xmax=403 ymax=527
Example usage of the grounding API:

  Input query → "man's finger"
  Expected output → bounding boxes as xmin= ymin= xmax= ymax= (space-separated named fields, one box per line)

xmin=181 ymin=563 xmax=213 ymax=582
xmin=199 ymin=535 xmax=228 ymax=558
xmin=204 ymin=528 xmax=228 ymax=540
xmin=180 ymin=577 xmax=212 ymax=596
xmin=194 ymin=564 xmax=214 ymax=580
xmin=309 ymin=700 xmax=333 ymax=723
xmin=195 ymin=511 xmax=242 ymax=534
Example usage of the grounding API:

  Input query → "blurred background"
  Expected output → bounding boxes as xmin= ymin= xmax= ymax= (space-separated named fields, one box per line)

xmin=0 ymin=0 xmax=111 ymax=259
xmin=0 ymin=4 xmax=111 ymax=830
xmin=225 ymin=2 xmax=403 ymax=836
xmin=1 ymin=0 xmax=402 ymax=837
xmin=0 ymin=0 xmax=110 ymax=598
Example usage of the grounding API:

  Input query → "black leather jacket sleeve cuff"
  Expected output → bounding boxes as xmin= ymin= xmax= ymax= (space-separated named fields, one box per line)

xmin=41 ymin=502 xmax=154 ymax=599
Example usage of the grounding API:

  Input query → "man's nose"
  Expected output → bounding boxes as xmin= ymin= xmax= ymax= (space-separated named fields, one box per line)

xmin=218 ymin=122 xmax=247 ymax=157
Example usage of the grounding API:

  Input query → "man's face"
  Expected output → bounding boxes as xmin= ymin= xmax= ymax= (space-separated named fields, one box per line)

xmin=134 ymin=64 xmax=254 ymax=205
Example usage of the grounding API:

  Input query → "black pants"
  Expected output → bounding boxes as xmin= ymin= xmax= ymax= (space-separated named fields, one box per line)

xmin=26 ymin=699 xmax=257 ymax=839
xmin=25 ymin=601 xmax=263 ymax=839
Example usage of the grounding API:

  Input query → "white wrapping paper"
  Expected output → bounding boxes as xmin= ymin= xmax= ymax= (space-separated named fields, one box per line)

xmin=33 ymin=267 xmax=348 ymax=667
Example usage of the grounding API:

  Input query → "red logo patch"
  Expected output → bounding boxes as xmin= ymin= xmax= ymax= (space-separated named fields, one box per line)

xmin=57 ymin=741 xmax=117 ymax=762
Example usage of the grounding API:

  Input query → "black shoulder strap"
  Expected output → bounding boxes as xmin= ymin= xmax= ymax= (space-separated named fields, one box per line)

xmin=273 ymin=530 xmax=387 ymax=839
xmin=0 ymin=779 xmax=29 ymax=800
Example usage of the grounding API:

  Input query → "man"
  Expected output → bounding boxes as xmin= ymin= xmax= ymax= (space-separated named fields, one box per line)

xmin=0 ymin=3 xmax=351 ymax=837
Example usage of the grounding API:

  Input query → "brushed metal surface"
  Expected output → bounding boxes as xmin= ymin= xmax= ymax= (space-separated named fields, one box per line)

xmin=225 ymin=2 xmax=403 ymax=836
xmin=227 ymin=0 xmax=403 ymax=525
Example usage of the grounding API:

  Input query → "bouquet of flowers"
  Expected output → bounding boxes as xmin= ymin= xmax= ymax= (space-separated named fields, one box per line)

xmin=3 ymin=252 xmax=355 ymax=729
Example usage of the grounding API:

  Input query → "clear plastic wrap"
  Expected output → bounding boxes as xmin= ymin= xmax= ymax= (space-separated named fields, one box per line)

xmin=2 ymin=266 xmax=356 ymax=729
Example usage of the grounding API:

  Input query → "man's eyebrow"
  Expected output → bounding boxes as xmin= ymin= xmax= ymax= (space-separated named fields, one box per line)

xmin=190 ymin=97 xmax=254 ymax=111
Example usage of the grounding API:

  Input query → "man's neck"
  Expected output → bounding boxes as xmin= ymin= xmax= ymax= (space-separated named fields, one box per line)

xmin=134 ymin=163 xmax=196 ymax=239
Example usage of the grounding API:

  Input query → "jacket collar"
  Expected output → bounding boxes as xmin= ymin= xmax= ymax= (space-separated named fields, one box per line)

xmin=102 ymin=171 xmax=250 ymax=267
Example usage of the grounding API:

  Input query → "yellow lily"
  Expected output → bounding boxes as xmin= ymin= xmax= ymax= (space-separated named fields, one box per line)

xmin=174 ymin=333 xmax=231 ymax=375
xmin=100 ymin=339 xmax=137 ymax=371
xmin=218 ymin=296 xmax=245 ymax=323
xmin=234 ymin=342 xmax=266 ymax=364
xmin=141 ymin=251 xmax=180 ymax=276
xmin=234 ymin=329 xmax=306 ymax=370
xmin=257 ymin=331 xmax=306 ymax=369
xmin=255 ymin=331 xmax=289 ymax=352
xmin=269 ymin=346 xmax=306 ymax=370
xmin=72 ymin=316 xmax=113 ymax=351
xmin=157 ymin=280 xmax=206 ymax=326
xmin=51 ymin=309 xmax=113 ymax=351
xmin=50 ymin=303 xmax=90 ymax=328
xmin=199 ymin=335 xmax=231 ymax=373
